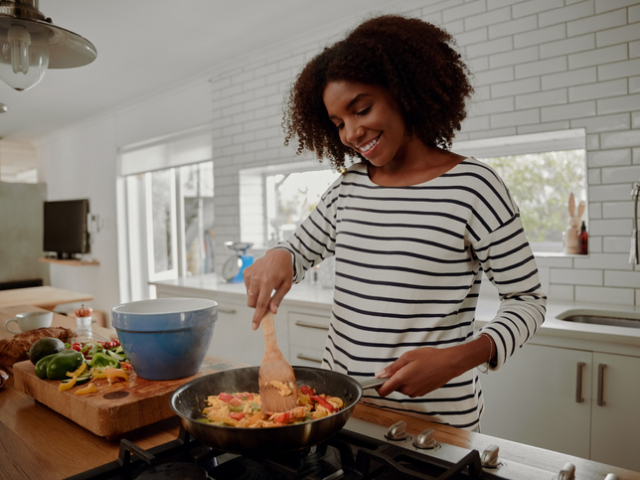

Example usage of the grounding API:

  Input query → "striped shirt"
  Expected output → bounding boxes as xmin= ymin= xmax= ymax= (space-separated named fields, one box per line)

xmin=279 ymin=158 xmax=547 ymax=430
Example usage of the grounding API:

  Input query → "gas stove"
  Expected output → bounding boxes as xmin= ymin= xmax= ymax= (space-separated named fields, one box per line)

xmin=65 ymin=417 xmax=621 ymax=480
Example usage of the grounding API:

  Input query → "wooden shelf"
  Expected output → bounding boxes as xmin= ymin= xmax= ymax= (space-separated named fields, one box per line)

xmin=38 ymin=257 xmax=100 ymax=266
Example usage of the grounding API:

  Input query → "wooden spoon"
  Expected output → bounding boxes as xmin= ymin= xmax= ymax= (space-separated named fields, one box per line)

xmin=258 ymin=310 xmax=298 ymax=414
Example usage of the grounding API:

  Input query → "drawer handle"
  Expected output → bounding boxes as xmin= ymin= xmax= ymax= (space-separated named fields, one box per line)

xmin=575 ymin=362 xmax=585 ymax=403
xmin=295 ymin=320 xmax=329 ymax=331
xmin=218 ymin=308 xmax=236 ymax=314
xmin=597 ymin=364 xmax=607 ymax=406
xmin=296 ymin=353 xmax=323 ymax=364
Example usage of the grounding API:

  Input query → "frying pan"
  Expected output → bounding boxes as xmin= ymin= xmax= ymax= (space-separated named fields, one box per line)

xmin=170 ymin=366 xmax=383 ymax=454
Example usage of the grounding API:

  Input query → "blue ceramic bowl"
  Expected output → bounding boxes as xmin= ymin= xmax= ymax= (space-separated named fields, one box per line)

xmin=111 ymin=298 xmax=218 ymax=381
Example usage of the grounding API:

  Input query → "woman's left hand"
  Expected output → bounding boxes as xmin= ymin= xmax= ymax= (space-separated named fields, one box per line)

xmin=374 ymin=347 xmax=460 ymax=398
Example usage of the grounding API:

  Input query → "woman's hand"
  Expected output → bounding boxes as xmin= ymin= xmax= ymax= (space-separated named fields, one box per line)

xmin=374 ymin=336 xmax=495 ymax=397
xmin=374 ymin=347 xmax=459 ymax=398
xmin=243 ymin=249 xmax=294 ymax=329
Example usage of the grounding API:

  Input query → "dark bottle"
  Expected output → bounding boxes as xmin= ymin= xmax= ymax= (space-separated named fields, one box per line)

xmin=578 ymin=221 xmax=588 ymax=255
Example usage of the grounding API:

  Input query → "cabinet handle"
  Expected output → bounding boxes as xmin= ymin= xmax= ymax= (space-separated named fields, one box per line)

xmin=296 ymin=353 xmax=323 ymax=364
xmin=295 ymin=320 xmax=329 ymax=331
xmin=575 ymin=362 xmax=585 ymax=403
xmin=597 ymin=364 xmax=607 ymax=406
xmin=218 ymin=308 xmax=236 ymax=314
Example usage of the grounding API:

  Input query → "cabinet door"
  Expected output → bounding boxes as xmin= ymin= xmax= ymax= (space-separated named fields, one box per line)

xmin=590 ymin=353 xmax=640 ymax=472
xmin=480 ymin=343 xmax=592 ymax=458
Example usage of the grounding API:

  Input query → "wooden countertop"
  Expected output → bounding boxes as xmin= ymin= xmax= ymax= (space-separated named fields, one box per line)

xmin=0 ymin=307 xmax=638 ymax=480
xmin=0 ymin=286 xmax=94 ymax=311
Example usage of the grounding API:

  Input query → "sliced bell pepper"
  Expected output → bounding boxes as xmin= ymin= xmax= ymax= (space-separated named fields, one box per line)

xmin=75 ymin=383 xmax=97 ymax=395
xmin=66 ymin=362 xmax=87 ymax=378
xmin=105 ymin=367 xmax=129 ymax=385
xmin=311 ymin=395 xmax=335 ymax=412
xmin=299 ymin=385 xmax=315 ymax=396
xmin=58 ymin=375 xmax=77 ymax=391
xmin=91 ymin=352 xmax=120 ymax=369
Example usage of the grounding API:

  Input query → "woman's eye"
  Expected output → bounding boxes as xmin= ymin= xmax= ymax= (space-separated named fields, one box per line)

xmin=336 ymin=122 xmax=344 ymax=130
xmin=357 ymin=106 xmax=371 ymax=116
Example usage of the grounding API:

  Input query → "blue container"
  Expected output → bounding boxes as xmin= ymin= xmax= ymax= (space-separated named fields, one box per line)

xmin=111 ymin=298 xmax=218 ymax=381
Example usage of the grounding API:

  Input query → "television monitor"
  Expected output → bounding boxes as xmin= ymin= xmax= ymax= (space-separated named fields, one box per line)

xmin=43 ymin=199 xmax=90 ymax=259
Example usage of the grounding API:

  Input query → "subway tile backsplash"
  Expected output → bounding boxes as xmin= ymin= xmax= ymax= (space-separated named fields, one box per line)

xmin=211 ymin=1 xmax=640 ymax=306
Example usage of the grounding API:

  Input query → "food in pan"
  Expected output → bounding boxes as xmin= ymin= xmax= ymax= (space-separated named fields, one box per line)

xmin=201 ymin=384 xmax=344 ymax=427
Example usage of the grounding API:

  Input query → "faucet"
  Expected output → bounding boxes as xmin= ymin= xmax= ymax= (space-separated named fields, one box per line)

xmin=631 ymin=180 xmax=640 ymax=265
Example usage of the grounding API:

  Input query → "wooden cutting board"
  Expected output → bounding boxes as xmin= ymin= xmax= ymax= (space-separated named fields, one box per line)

xmin=13 ymin=356 xmax=247 ymax=440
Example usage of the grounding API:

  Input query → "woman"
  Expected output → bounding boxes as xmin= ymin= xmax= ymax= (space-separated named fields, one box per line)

xmin=243 ymin=14 xmax=546 ymax=430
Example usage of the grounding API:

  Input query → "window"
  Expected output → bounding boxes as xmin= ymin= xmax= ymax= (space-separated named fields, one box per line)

xmin=239 ymin=161 xmax=339 ymax=249
xmin=454 ymin=129 xmax=587 ymax=253
xmin=482 ymin=150 xmax=586 ymax=250
xmin=265 ymin=169 xmax=340 ymax=245
xmin=118 ymin=127 xmax=214 ymax=301
xmin=240 ymin=130 xmax=586 ymax=255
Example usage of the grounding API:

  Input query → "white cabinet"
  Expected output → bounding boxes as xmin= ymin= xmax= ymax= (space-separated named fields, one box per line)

xmin=590 ymin=352 xmax=640 ymax=471
xmin=481 ymin=343 xmax=640 ymax=472
xmin=287 ymin=310 xmax=330 ymax=367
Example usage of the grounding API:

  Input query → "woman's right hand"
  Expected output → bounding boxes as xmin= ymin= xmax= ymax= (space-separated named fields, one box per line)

xmin=243 ymin=248 xmax=294 ymax=329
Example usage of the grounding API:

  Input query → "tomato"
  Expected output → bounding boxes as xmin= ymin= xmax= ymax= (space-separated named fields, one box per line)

xmin=311 ymin=395 xmax=335 ymax=412
xmin=299 ymin=385 xmax=315 ymax=396
xmin=272 ymin=412 xmax=291 ymax=424
xmin=228 ymin=397 xmax=243 ymax=407
xmin=112 ymin=340 xmax=121 ymax=347
xmin=218 ymin=392 xmax=234 ymax=403
xmin=71 ymin=345 xmax=82 ymax=352
xmin=229 ymin=412 xmax=245 ymax=421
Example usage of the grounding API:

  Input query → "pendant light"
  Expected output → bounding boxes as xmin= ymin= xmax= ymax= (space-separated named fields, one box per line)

xmin=0 ymin=0 xmax=97 ymax=92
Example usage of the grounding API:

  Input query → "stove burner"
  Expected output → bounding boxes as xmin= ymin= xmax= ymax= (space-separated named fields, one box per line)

xmin=135 ymin=462 xmax=208 ymax=480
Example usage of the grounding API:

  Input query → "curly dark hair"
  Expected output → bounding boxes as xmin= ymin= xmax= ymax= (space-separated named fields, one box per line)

xmin=283 ymin=14 xmax=474 ymax=170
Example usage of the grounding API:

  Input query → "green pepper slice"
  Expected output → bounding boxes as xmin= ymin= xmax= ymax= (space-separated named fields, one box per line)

xmin=91 ymin=352 xmax=121 ymax=369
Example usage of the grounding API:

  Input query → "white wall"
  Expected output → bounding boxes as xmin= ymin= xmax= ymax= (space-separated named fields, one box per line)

xmin=37 ymin=76 xmax=213 ymax=319
xmin=207 ymin=0 xmax=640 ymax=306
xmin=39 ymin=0 xmax=640 ymax=316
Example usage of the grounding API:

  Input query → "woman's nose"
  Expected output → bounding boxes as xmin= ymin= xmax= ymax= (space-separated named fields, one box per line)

xmin=343 ymin=121 xmax=364 ymax=146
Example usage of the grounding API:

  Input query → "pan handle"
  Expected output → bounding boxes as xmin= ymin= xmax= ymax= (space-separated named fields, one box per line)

xmin=359 ymin=377 xmax=389 ymax=390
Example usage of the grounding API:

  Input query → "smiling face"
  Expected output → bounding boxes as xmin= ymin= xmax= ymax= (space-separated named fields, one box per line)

xmin=322 ymin=81 xmax=416 ymax=170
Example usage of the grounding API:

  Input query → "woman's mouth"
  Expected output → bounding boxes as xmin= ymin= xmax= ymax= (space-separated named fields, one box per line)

xmin=357 ymin=134 xmax=381 ymax=157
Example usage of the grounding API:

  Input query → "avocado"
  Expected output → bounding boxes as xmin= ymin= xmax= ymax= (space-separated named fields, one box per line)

xmin=28 ymin=337 xmax=66 ymax=365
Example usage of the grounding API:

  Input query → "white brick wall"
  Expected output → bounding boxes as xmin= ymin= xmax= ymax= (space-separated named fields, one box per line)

xmin=210 ymin=0 xmax=640 ymax=306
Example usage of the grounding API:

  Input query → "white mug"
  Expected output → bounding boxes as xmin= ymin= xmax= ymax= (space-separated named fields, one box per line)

xmin=5 ymin=311 xmax=53 ymax=334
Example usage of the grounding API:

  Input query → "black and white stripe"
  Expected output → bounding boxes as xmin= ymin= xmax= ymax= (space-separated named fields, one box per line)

xmin=280 ymin=158 xmax=547 ymax=430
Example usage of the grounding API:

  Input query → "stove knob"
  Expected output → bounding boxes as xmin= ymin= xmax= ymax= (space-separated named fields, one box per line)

xmin=384 ymin=421 xmax=408 ymax=441
xmin=480 ymin=444 xmax=501 ymax=468
xmin=604 ymin=475 xmax=620 ymax=480
xmin=556 ymin=462 xmax=576 ymax=480
xmin=413 ymin=428 xmax=438 ymax=449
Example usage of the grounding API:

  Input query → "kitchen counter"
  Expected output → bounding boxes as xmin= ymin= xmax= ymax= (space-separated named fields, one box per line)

xmin=1 ymin=305 xmax=638 ymax=479
xmin=151 ymin=273 xmax=640 ymax=348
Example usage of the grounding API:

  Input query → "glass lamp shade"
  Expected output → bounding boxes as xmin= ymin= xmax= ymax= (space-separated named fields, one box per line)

xmin=0 ymin=11 xmax=97 ymax=92
xmin=0 ymin=23 xmax=50 ymax=91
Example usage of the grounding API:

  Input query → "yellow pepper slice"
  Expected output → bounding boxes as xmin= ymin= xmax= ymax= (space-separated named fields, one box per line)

xmin=105 ymin=367 xmax=129 ymax=385
xmin=75 ymin=383 xmax=97 ymax=395
xmin=66 ymin=362 xmax=87 ymax=378
xmin=92 ymin=370 xmax=108 ymax=379
xmin=58 ymin=376 xmax=77 ymax=391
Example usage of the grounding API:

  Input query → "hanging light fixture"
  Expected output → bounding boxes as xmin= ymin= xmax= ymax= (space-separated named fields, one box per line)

xmin=0 ymin=0 xmax=97 ymax=92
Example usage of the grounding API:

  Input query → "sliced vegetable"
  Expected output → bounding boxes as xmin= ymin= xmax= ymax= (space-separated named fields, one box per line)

xmin=91 ymin=352 xmax=120 ymax=369
xmin=35 ymin=353 xmax=59 ymax=379
xmin=59 ymin=376 xmax=77 ymax=391
xmin=311 ymin=395 xmax=335 ymax=412
xmin=105 ymin=367 xmax=129 ymax=385
xmin=75 ymin=383 xmax=97 ymax=395
xmin=66 ymin=362 xmax=87 ymax=378
xmin=45 ymin=350 xmax=84 ymax=380
xmin=299 ymin=385 xmax=315 ymax=396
